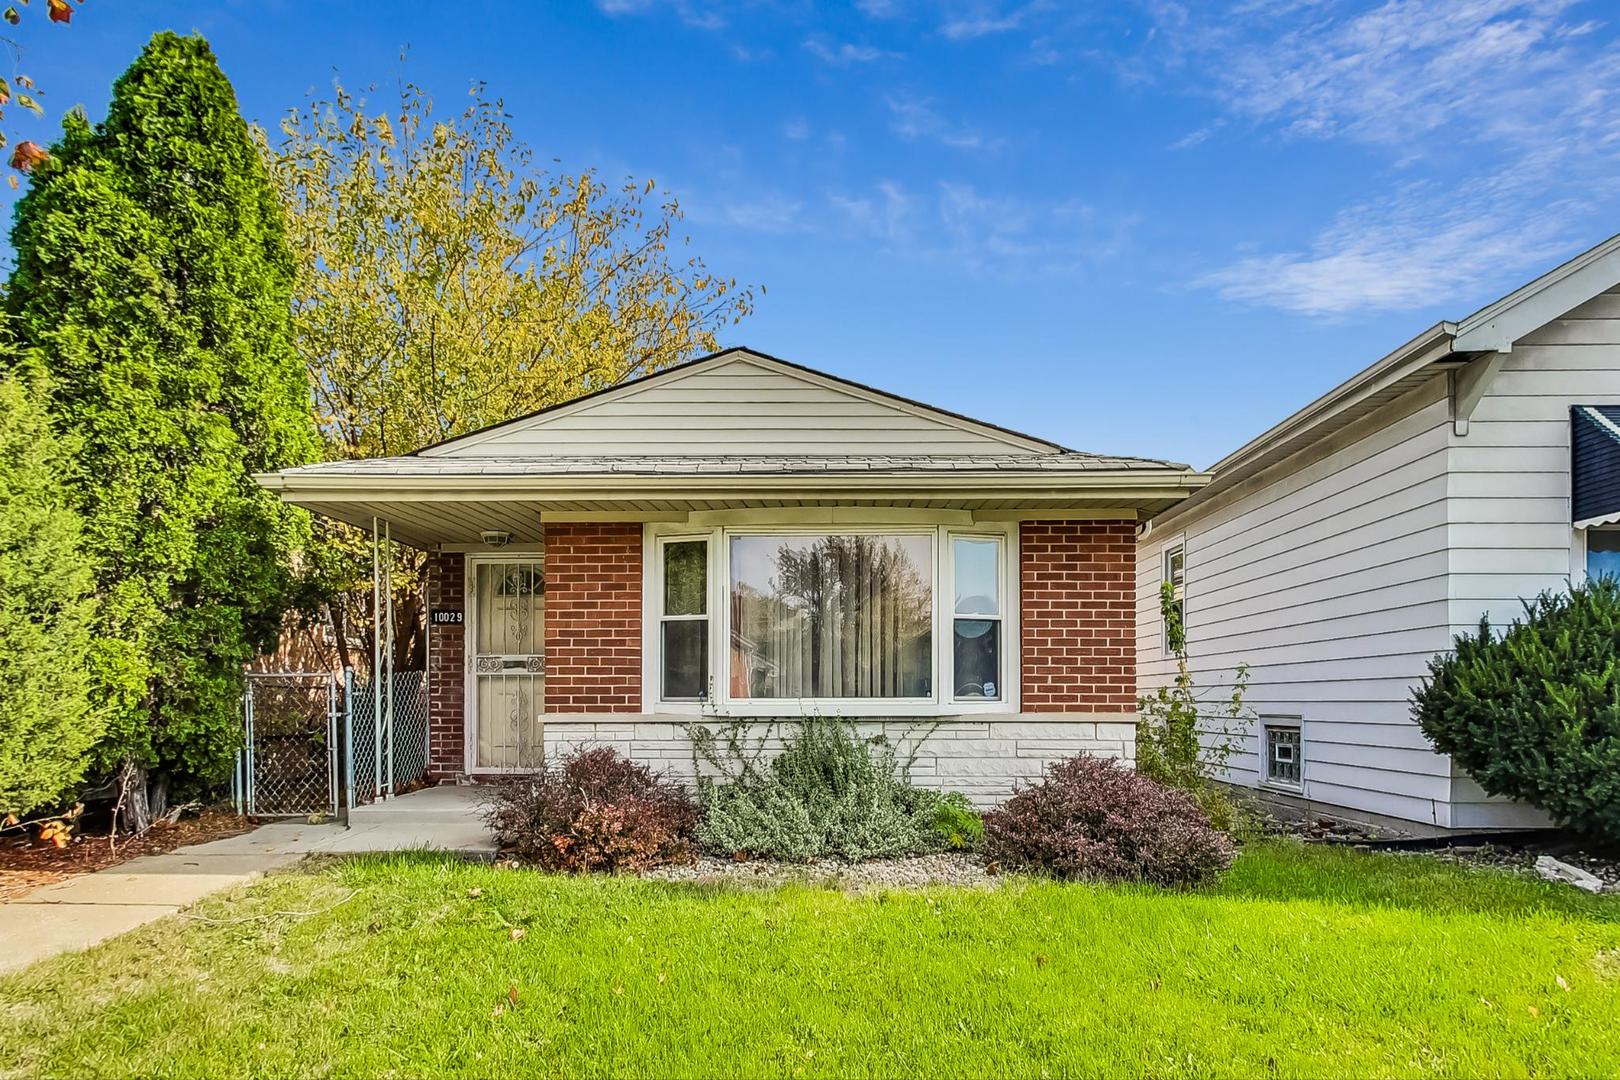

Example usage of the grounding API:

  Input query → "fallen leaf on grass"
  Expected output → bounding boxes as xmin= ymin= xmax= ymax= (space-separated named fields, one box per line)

xmin=657 ymin=972 xmax=667 ymax=984
xmin=1528 ymin=1006 xmax=1540 ymax=1018
xmin=508 ymin=927 xmax=526 ymax=941
xmin=467 ymin=887 xmax=483 ymax=899
xmin=1557 ymin=975 xmax=1570 ymax=991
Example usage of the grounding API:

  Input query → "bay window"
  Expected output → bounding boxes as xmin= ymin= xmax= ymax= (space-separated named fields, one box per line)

xmin=647 ymin=521 xmax=1015 ymax=713
xmin=730 ymin=533 xmax=933 ymax=700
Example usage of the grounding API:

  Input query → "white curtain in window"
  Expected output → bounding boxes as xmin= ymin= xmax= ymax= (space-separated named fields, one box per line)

xmin=729 ymin=534 xmax=933 ymax=699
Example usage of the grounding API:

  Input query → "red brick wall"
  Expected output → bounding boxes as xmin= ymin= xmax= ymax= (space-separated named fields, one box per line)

xmin=543 ymin=523 xmax=643 ymax=712
xmin=425 ymin=551 xmax=466 ymax=779
xmin=1020 ymin=519 xmax=1137 ymax=712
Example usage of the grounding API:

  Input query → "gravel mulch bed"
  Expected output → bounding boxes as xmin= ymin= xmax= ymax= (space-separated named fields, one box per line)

xmin=1257 ymin=811 xmax=1620 ymax=894
xmin=642 ymin=851 xmax=999 ymax=891
xmin=1391 ymin=842 xmax=1620 ymax=892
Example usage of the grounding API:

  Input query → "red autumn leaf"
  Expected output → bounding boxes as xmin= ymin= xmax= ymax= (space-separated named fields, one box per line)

xmin=10 ymin=140 xmax=48 ymax=172
xmin=47 ymin=0 xmax=72 ymax=24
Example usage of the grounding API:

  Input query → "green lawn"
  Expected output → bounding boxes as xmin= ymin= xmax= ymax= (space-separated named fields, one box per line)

xmin=3 ymin=840 xmax=1618 ymax=1079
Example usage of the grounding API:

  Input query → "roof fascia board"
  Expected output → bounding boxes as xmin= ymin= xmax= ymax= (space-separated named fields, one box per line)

xmin=1454 ymin=231 xmax=1620 ymax=352
xmin=1203 ymin=324 xmax=1456 ymax=478
xmin=258 ymin=469 xmax=1211 ymax=502
xmin=1152 ymin=363 xmax=1449 ymax=536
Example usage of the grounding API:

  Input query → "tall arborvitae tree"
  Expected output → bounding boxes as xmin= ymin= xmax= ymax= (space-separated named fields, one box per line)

xmin=5 ymin=32 xmax=318 ymax=828
xmin=0 ymin=372 xmax=97 ymax=817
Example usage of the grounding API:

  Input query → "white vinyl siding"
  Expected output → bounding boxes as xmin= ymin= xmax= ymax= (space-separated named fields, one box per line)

xmin=1438 ymin=284 xmax=1620 ymax=827
xmin=1139 ymin=376 xmax=1458 ymax=827
xmin=1139 ymin=284 xmax=1620 ymax=831
xmin=428 ymin=355 xmax=1049 ymax=457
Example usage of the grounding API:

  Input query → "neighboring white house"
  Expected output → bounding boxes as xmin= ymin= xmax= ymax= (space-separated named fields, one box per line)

xmin=1138 ymin=233 xmax=1620 ymax=832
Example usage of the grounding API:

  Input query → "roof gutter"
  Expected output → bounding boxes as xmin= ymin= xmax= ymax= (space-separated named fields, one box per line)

xmin=1151 ymin=322 xmax=1458 ymax=533
xmin=255 ymin=467 xmax=1214 ymax=503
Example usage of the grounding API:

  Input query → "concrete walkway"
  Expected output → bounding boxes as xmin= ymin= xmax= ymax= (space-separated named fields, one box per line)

xmin=0 ymin=785 xmax=494 ymax=976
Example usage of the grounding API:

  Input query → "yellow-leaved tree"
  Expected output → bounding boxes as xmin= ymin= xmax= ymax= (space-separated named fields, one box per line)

xmin=263 ymin=76 xmax=756 ymax=670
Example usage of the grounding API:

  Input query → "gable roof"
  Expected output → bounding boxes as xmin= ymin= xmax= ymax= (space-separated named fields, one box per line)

xmin=414 ymin=347 xmax=1072 ymax=458
xmin=1150 ymin=231 xmax=1620 ymax=530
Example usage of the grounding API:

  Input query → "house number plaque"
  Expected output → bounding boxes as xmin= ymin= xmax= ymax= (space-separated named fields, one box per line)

xmin=431 ymin=609 xmax=464 ymax=625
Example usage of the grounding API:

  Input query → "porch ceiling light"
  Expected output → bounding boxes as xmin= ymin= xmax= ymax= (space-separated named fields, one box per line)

xmin=480 ymin=530 xmax=513 ymax=547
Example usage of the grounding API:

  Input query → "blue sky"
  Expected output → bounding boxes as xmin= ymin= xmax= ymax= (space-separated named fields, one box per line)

xmin=11 ymin=1 xmax=1620 ymax=466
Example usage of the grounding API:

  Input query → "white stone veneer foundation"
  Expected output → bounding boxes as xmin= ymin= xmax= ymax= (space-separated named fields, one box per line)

xmin=527 ymin=716 xmax=1136 ymax=806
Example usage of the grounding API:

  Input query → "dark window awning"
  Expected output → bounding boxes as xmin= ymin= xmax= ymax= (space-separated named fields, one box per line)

xmin=1572 ymin=406 xmax=1620 ymax=527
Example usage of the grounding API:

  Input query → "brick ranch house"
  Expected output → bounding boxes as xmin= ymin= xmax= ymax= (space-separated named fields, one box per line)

xmin=258 ymin=348 xmax=1208 ymax=802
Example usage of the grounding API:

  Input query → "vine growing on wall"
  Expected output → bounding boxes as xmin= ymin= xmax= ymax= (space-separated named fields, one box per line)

xmin=1136 ymin=579 xmax=1252 ymax=829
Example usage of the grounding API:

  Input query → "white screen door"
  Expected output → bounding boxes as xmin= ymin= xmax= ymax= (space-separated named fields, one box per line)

xmin=470 ymin=559 xmax=544 ymax=770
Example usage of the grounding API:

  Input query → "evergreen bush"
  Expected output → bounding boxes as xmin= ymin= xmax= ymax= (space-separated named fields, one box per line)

xmin=0 ymin=374 xmax=98 ymax=816
xmin=5 ymin=33 xmax=320 ymax=822
xmin=1414 ymin=579 xmax=1620 ymax=842
xmin=689 ymin=718 xmax=976 ymax=862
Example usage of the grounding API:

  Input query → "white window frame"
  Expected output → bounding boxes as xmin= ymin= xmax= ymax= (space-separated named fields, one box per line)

xmin=642 ymin=516 xmax=1018 ymax=716
xmin=1161 ymin=541 xmax=1186 ymax=654
xmin=1578 ymin=525 xmax=1620 ymax=583
xmin=1261 ymin=717 xmax=1304 ymax=791
xmin=947 ymin=532 xmax=1008 ymax=703
xmin=654 ymin=534 xmax=711 ymax=702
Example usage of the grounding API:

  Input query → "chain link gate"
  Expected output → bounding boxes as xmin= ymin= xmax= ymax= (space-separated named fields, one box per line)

xmin=345 ymin=670 xmax=430 ymax=806
xmin=235 ymin=673 xmax=339 ymax=818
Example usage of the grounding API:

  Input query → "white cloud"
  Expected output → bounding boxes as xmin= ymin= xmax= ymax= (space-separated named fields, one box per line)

xmin=783 ymin=118 xmax=811 ymax=140
xmin=593 ymin=0 xmax=727 ymax=30
xmin=1145 ymin=0 xmax=1620 ymax=315
xmin=940 ymin=3 xmax=1041 ymax=40
xmin=885 ymin=93 xmax=1000 ymax=150
xmin=1197 ymin=173 xmax=1585 ymax=316
xmin=803 ymin=36 xmax=893 ymax=65
xmin=857 ymin=0 xmax=906 ymax=16
xmin=830 ymin=180 xmax=1132 ymax=274
xmin=1166 ymin=119 xmax=1223 ymax=150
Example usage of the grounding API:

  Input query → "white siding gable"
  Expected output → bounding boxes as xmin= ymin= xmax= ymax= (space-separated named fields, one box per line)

xmin=422 ymin=351 xmax=1056 ymax=458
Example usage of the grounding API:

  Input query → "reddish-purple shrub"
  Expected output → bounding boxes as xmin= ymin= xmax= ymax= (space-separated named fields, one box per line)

xmin=983 ymin=755 xmax=1234 ymax=887
xmin=481 ymin=747 xmax=698 ymax=873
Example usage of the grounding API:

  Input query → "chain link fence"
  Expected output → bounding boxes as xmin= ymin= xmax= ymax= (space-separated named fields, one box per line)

xmin=345 ymin=670 xmax=429 ymax=806
xmin=236 ymin=668 xmax=431 ymax=815
xmin=236 ymin=673 xmax=338 ymax=818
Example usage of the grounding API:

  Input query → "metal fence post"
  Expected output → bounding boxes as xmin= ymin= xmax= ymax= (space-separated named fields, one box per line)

xmin=327 ymin=674 xmax=339 ymax=820
xmin=243 ymin=685 xmax=256 ymax=817
xmin=343 ymin=666 xmax=356 ymax=814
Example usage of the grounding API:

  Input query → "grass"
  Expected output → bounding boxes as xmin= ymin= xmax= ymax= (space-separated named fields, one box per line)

xmin=2 ymin=839 xmax=1618 ymax=1078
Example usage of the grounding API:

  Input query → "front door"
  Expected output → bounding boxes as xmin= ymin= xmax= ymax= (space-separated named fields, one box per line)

xmin=469 ymin=558 xmax=544 ymax=771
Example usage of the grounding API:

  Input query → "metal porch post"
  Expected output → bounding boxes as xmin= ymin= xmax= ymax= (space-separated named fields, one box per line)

xmin=384 ymin=519 xmax=395 ymax=798
xmin=372 ymin=516 xmax=383 ymax=801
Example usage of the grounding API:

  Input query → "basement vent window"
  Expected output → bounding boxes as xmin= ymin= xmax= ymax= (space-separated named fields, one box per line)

xmin=1264 ymin=724 xmax=1302 ymax=789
